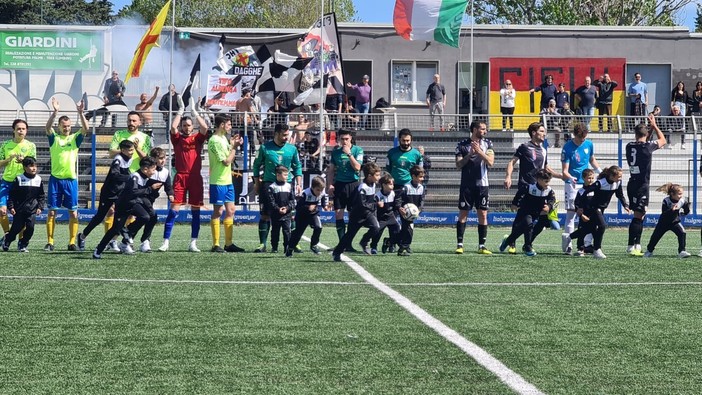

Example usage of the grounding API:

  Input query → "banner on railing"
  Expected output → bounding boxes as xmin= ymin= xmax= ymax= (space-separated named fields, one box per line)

xmin=36 ymin=210 xmax=702 ymax=228
xmin=0 ymin=31 xmax=103 ymax=70
xmin=489 ymin=58 xmax=626 ymax=114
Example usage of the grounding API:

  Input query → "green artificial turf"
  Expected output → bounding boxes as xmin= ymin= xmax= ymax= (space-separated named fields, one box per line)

xmin=1 ymin=224 xmax=701 ymax=394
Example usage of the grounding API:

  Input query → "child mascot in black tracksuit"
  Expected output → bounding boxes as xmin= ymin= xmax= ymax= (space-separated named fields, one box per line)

xmin=332 ymin=162 xmax=381 ymax=261
xmin=93 ymin=157 xmax=159 ymax=258
xmin=566 ymin=166 xmax=630 ymax=259
xmin=286 ymin=176 xmax=329 ymax=257
xmin=267 ymin=165 xmax=295 ymax=253
xmin=644 ymin=183 xmax=691 ymax=258
xmin=500 ymin=169 xmax=555 ymax=256
xmin=396 ymin=165 xmax=426 ymax=256
xmin=2 ymin=156 xmax=45 ymax=252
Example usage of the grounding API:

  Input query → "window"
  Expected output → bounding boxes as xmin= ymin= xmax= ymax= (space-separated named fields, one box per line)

xmin=391 ymin=61 xmax=438 ymax=104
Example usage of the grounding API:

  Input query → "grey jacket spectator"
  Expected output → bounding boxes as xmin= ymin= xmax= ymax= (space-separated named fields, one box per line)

xmin=159 ymin=85 xmax=181 ymax=122
xmin=103 ymin=71 xmax=126 ymax=104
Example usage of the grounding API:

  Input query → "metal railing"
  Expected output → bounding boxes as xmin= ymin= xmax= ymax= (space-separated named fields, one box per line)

xmin=1 ymin=109 xmax=700 ymax=215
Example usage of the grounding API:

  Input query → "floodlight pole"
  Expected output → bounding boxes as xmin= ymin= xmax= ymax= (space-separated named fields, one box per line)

xmin=469 ymin=0 xmax=474 ymax=121
xmin=319 ymin=0 xmax=325 ymax=173
xmin=168 ymin=0 xmax=175 ymax=177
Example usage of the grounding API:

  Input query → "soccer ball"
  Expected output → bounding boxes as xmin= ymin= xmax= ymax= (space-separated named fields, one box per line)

xmin=401 ymin=203 xmax=420 ymax=222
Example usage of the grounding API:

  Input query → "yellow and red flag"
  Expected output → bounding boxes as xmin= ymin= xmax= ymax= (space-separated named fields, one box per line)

xmin=124 ymin=0 xmax=171 ymax=84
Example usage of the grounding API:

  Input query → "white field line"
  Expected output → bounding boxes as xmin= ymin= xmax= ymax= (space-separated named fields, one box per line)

xmin=305 ymin=238 xmax=544 ymax=395
xmin=0 ymin=275 xmax=363 ymax=286
xmin=1 ymin=275 xmax=700 ymax=288
xmin=391 ymin=281 xmax=702 ymax=287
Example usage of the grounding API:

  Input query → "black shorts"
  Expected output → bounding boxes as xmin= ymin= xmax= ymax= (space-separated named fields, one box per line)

xmin=627 ymin=180 xmax=649 ymax=214
xmin=333 ymin=181 xmax=359 ymax=211
xmin=258 ymin=181 xmax=273 ymax=214
xmin=458 ymin=185 xmax=490 ymax=211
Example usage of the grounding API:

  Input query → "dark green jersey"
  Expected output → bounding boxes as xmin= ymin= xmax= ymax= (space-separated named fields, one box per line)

xmin=253 ymin=140 xmax=302 ymax=183
xmin=386 ymin=146 xmax=423 ymax=186
xmin=330 ymin=145 xmax=364 ymax=183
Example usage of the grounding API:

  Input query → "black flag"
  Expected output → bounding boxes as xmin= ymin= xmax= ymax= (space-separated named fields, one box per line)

xmin=181 ymin=54 xmax=200 ymax=106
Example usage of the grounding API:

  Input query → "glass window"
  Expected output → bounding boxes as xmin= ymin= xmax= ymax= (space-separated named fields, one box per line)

xmin=391 ymin=61 xmax=438 ymax=104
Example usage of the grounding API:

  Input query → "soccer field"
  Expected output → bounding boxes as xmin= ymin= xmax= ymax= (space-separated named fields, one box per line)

xmin=2 ymin=224 xmax=702 ymax=394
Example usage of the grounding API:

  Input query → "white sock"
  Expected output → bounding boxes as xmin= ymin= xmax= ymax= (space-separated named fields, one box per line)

xmin=565 ymin=211 xmax=576 ymax=234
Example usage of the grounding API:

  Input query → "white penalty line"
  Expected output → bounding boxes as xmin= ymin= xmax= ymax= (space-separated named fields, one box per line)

xmin=307 ymin=238 xmax=544 ymax=395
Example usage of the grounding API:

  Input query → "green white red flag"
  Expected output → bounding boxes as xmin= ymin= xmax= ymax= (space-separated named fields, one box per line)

xmin=393 ymin=0 xmax=468 ymax=48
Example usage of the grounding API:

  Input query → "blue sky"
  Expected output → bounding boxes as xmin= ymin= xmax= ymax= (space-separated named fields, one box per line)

xmin=110 ymin=0 xmax=698 ymax=30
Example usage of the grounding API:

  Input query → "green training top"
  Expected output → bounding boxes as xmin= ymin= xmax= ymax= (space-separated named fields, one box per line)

xmin=0 ymin=139 xmax=36 ymax=183
xmin=207 ymin=134 xmax=233 ymax=186
xmin=386 ymin=146 xmax=423 ymax=186
xmin=109 ymin=129 xmax=152 ymax=173
xmin=253 ymin=140 xmax=302 ymax=183
xmin=49 ymin=129 xmax=84 ymax=179
xmin=330 ymin=145 xmax=364 ymax=183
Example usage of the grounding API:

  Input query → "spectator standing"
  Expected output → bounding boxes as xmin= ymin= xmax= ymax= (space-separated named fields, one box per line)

xmin=426 ymin=74 xmax=446 ymax=131
xmin=529 ymin=75 xmax=557 ymax=114
xmin=325 ymin=92 xmax=343 ymax=129
xmin=346 ymin=75 xmax=372 ymax=129
xmin=101 ymin=70 xmax=126 ymax=127
xmin=593 ymin=74 xmax=618 ymax=132
xmin=558 ymin=102 xmax=576 ymax=140
xmin=159 ymin=84 xmax=181 ymax=123
xmin=135 ymin=86 xmax=160 ymax=128
xmin=235 ymin=88 xmax=258 ymax=129
xmin=665 ymin=105 xmax=687 ymax=149
xmin=671 ymin=81 xmax=689 ymax=116
xmin=417 ymin=145 xmax=431 ymax=186
xmin=341 ymin=101 xmax=360 ymax=130
xmin=627 ymin=72 xmax=648 ymax=123
xmin=555 ymin=83 xmax=569 ymax=110
xmin=499 ymin=80 xmax=516 ymax=131
xmin=574 ymin=76 xmax=598 ymax=130
xmin=691 ymin=82 xmax=702 ymax=115
xmin=540 ymin=99 xmax=562 ymax=147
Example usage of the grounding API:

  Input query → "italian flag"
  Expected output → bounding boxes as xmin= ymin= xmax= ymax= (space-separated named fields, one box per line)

xmin=393 ymin=0 xmax=468 ymax=48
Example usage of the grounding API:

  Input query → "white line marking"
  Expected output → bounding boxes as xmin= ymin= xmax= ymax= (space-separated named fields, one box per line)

xmin=1 ymin=276 xmax=699 ymax=289
xmin=392 ymin=281 xmax=702 ymax=287
xmin=0 ymin=275 xmax=364 ymax=286
xmin=0 ymin=275 xmax=702 ymax=287
xmin=308 ymin=238 xmax=545 ymax=395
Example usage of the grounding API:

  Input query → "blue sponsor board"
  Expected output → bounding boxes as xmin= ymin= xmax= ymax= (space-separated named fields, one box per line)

xmin=25 ymin=210 xmax=702 ymax=228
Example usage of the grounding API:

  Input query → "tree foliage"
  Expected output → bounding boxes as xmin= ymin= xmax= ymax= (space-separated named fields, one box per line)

xmin=117 ymin=0 xmax=357 ymax=28
xmin=695 ymin=4 xmax=702 ymax=32
xmin=473 ymin=0 xmax=691 ymax=26
xmin=0 ymin=0 xmax=113 ymax=25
